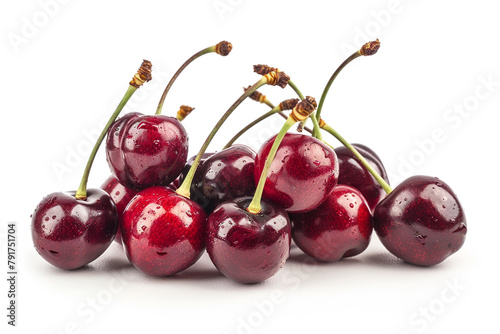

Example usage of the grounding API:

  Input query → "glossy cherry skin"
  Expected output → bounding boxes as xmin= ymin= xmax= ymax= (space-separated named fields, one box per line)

xmin=121 ymin=186 xmax=207 ymax=276
xmin=31 ymin=189 xmax=118 ymax=270
xmin=106 ymin=112 xmax=188 ymax=191
xmin=373 ymin=175 xmax=467 ymax=266
xmin=206 ymin=197 xmax=291 ymax=284
xmin=335 ymin=143 xmax=390 ymax=212
xmin=290 ymin=185 xmax=373 ymax=262
xmin=188 ymin=145 xmax=256 ymax=213
xmin=101 ymin=176 xmax=139 ymax=244
xmin=175 ymin=152 xmax=214 ymax=189
xmin=254 ymin=133 xmax=339 ymax=213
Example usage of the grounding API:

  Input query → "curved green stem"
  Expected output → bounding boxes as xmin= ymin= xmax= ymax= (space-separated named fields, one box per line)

xmin=248 ymin=117 xmax=296 ymax=214
xmin=310 ymin=113 xmax=324 ymax=141
xmin=156 ymin=45 xmax=216 ymax=115
xmin=223 ymin=105 xmax=282 ymax=149
xmin=75 ymin=85 xmax=138 ymax=200
xmin=321 ymin=123 xmax=392 ymax=194
xmin=288 ymin=80 xmax=305 ymax=100
xmin=177 ymin=77 xmax=269 ymax=198
xmin=315 ymin=51 xmax=361 ymax=121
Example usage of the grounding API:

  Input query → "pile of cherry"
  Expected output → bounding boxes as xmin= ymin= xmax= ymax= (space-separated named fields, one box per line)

xmin=31 ymin=40 xmax=467 ymax=284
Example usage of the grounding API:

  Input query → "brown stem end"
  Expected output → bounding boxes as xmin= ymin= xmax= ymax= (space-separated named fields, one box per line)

xmin=253 ymin=64 xmax=278 ymax=75
xmin=243 ymin=86 xmax=267 ymax=103
xmin=130 ymin=59 xmax=152 ymax=88
xmin=278 ymin=98 xmax=300 ymax=111
xmin=177 ymin=105 xmax=195 ymax=121
xmin=215 ymin=41 xmax=233 ymax=56
xmin=264 ymin=71 xmax=290 ymax=89
xmin=290 ymin=97 xmax=317 ymax=122
xmin=360 ymin=39 xmax=381 ymax=56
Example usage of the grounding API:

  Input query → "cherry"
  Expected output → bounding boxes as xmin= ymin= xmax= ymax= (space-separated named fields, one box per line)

xmin=373 ymin=175 xmax=467 ymax=266
xmin=31 ymin=61 xmax=151 ymax=269
xmin=254 ymin=133 xmax=338 ymax=213
xmin=206 ymin=197 xmax=291 ymax=283
xmin=175 ymin=152 xmax=214 ymax=189
xmin=32 ymin=190 xmax=118 ymax=269
xmin=188 ymin=145 xmax=256 ymax=213
xmin=106 ymin=41 xmax=233 ymax=192
xmin=335 ymin=143 xmax=390 ymax=211
xmin=105 ymin=111 xmax=188 ymax=191
xmin=121 ymin=186 xmax=207 ymax=276
xmin=101 ymin=176 xmax=139 ymax=244
xmin=290 ymin=185 xmax=372 ymax=262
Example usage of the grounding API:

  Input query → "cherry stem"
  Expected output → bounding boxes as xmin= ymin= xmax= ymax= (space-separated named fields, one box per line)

xmin=315 ymin=51 xmax=361 ymax=122
xmin=75 ymin=85 xmax=138 ymax=200
xmin=176 ymin=77 xmax=269 ymax=198
xmin=248 ymin=116 xmax=296 ymax=214
xmin=288 ymin=80 xmax=324 ymax=141
xmin=155 ymin=46 xmax=216 ymax=116
xmin=321 ymin=123 xmax=392 ymax=194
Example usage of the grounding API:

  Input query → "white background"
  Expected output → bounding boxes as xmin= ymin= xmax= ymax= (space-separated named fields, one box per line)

xmin=2 ymin=0 xmax=499 ymax=333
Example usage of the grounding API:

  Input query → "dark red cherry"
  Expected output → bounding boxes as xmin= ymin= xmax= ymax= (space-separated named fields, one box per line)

xmin=101 ymin=176 xmax=139 ymax=244
xmin=290 ymin=185 xmax=372 ymax=262
xmin=188 ymin=145 xmax=256 ymax=213
xmin=206 ymin=197 xmax=291 ymax=283
xmin=373 ymin=175 xmax=467 ymax=266
xmin=254 ymin=133 xmax=339 ymax=213
xmin=31 ymin=189 xmax=118 ymax=269
xmin=121 ymin=186 xmax=207 ymax=276
xmin=106 ymin=112 xmax=188 ymax=191
xmin=175 ymin=152 xmax=215 ymax=189
xmin=335 ymin=143 xmax=390 ymax=212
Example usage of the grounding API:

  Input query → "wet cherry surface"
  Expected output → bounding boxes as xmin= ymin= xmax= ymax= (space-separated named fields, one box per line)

xmin=106 ymin=112 xmax=188 ymax=191
xmin=121 ymin=186 xmax=207 ymax=276
xmin=373 ymin=175 xmax=467 ymax=266
xmin=31 ymin=189 xmax=118 ymax=270
xmin=335 ymin=143 xmax=390 ymax=212
xmin=206 ymin=197 xmax=291 ymax=283
xmin=101 ymin=176 xmax=139 ymax=244
xmin=254 ymin=133 xmax=339 ymax=213
xmin=290 ymin=185 xmax=373 ymax=262
xmin=188 ymin=145 xmax=256 ymax=213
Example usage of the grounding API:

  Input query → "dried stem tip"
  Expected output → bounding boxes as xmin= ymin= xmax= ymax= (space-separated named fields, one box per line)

xmin=177 ymin=105 xmax=194 ymax=121
xmin=215 ymin=41 xmax=233 ymax=56
xmin=253 ymin=64 xmax=278 ymax=75
xmin=244 ymin=86 xmax=267 ymax=103
xmin=278 ymin=98 xmax=300 ymax=111
xmin=264 ymin=71 xmax=290 ymax=89
xmin=290 ymin=97 xmax=317 ymax=122
xmin=318 ymin=118 xmax=326 ymax=129
xmin=130 ymin=59 xmax=152 ymax=88
xmin=360 ymin=39 xmax=381 ymax=56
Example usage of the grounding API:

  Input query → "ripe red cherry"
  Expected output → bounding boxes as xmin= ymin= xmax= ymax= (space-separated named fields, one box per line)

xmin=335 ymin=143 xmax=390 ymax=212
xmin=373 ymin=175 xmax=467 ymax=266
xmin=290 ymin=185 xmax=372 ymax=262
xmin=101 ymin=176 xmax=139 ymax=244
xmin=31 ymin=189 xmax=118 ymax=269
xmin=206 ymin=197 xmax=291 ymax=283
xmin=188 ymin=145 xmax=256 ymax=213
xmin=106 ymin=112 xmax=188 ymax=191
xmin=175 ymin=152 xmax=215 ymax=190
xmin=254 ymin=133 xmax=339 ymax=213
xmin=121 ymin=186 xmax=207 ymax=276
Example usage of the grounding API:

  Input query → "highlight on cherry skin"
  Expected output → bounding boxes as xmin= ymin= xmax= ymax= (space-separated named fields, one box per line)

xmin=373 ymin=175 xmax=467 ymax=266
xmin=101 ymin=176 xmax=139 ymax=244
xmin=105 ymin=112 xmax=189 ymax=191
xmin=335 ymin=143 xmax=390 ymax=212
xmin=206 ymin=197 xmax=291 ymax=284
xmin=31 ymin=189 xmax=118 ymax=270
xmin=254 ymin=133 xmax=339 ymax=213
xmin=121 ymin=186 xmax=207 ymax=277
xmin=290 ymin=185 xmax=373 ymax=262
xmin=185 ymin=144 xmax=256 ymax=214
